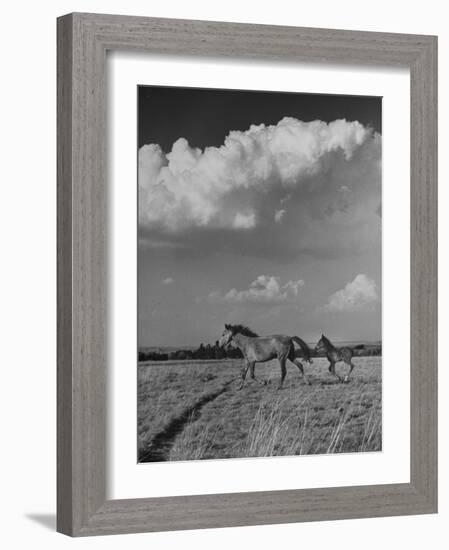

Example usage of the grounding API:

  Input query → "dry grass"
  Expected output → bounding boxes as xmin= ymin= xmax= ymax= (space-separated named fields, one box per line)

xmin=138 ymin=357 xmax=381 ymax=462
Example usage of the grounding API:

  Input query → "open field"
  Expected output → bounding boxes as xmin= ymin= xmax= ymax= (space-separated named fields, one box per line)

xmin=138 ymin=357 xmax=382 ymax=462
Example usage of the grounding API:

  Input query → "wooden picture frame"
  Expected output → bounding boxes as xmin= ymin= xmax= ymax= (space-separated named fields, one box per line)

xmin=57 ymin=12 xmax=438 ymax=536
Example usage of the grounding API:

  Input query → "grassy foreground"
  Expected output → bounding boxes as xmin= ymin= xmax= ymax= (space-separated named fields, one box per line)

xmin=138 ymin=357 xmax=382 ymax=462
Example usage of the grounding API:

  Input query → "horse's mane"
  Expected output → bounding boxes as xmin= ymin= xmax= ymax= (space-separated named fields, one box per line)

xmin=225 ymin=323 xmax=259 ymax=337
xmin=321 ymin=334 xmax=333 ymax=347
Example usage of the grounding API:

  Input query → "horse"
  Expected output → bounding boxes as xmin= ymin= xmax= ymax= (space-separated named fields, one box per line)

xmin=218 ymin=324 xmax=313 ymax=390
xmin=314 ymin=334 xmax=356 ymax=383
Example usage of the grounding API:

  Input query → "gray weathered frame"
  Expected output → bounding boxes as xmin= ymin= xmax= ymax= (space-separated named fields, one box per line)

xmin=57 ymin=12 xmax=438 ymax=537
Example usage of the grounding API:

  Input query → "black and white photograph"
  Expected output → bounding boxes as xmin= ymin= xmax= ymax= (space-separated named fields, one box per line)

xmin=137 ymin=86 xmax=382 ymax=463
xmin=0 ymin=0 xmax=441 ymax=544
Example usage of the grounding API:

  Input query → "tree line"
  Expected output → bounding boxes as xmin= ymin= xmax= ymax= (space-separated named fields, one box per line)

xmin=138 ymin=341 xmax=381 ymax=362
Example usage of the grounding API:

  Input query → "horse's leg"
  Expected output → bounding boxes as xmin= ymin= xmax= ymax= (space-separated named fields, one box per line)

xmin=343 ymin=360 xmax=356 ymax=383
xmin=250 ymin=362 xmax=256 ymax=379
xmin=277 ymin=356 xmax=287 ymax=390
xmin=329 ymin=361 xmax=342 ymax=382
xmin=292 ymin=359 xmax=310 ymax=385
xmin=250 ymin=362 xmax=266 ymax=385
xmin=238 ymin=361 xmax=251 ymax=390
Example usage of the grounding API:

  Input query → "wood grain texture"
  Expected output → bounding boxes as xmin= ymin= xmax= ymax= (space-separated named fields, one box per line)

xmin=57 ymin=13 xmax=74 ymax=536
xmin=57 ymin=12 xmax=438 ymax=537
xmin=409 ymin=35 xmax=438 ymax=508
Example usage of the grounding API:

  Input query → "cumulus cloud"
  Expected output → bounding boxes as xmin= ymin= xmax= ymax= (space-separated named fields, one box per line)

xmin=321 ymin=274 xmax=378 ymax=312
xmin=161 ymin=277 xmax=174 ymax=285
xmin=208 ymin=275 xmax=304 ymax=305
xmin=274 ymin=209 xmax=286 ymax=223
xmin=139 ymin=117 xmax=376 ymax=232
xmin=233 ymin=211 xmax=256 ymax=229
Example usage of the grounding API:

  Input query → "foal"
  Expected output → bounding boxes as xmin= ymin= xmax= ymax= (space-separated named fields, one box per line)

xmin=314 ymin=334 xmax=356 ymax=383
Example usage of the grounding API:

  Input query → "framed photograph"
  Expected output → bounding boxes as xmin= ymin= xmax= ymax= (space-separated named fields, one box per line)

xmin=57 ymin=13 xmax=437 ymax=536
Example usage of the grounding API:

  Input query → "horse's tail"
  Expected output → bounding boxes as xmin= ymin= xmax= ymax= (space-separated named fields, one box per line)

xmin=292 ymin=336 xmax=313 ymax=364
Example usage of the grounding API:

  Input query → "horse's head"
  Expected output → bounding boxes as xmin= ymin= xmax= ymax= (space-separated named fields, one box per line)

xmin=218 ymin=324 xmax=234 ymax=348
xmin=315 ymin=334 xmax=326 ymax=354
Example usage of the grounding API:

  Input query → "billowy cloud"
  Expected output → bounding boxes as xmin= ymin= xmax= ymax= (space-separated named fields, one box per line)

xmin=321 ymin=274 xmax=378 ymax=312
xmin=208 ymin=275 xmax=304 ymax=305
xmin=161 ymin=277 xmax=174 ymax=285
xmin=139 ymin=117 xmax=378 ymax=233
xmin=274 ymin=209 xmax=286 ymax=223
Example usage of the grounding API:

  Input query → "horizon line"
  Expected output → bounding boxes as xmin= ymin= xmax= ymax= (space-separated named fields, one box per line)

xmin=139 ymin=338 xmax=382 ymax=349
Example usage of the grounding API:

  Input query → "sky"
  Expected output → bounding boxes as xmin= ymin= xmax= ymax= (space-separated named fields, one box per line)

xmin=138 ymin=86 xmax=382 ymax=347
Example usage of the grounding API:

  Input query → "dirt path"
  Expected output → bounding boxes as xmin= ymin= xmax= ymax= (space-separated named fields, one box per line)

xmin=139 ymin=380 xmax=234 ymax=462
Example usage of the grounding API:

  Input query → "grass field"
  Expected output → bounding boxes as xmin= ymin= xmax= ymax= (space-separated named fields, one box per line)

xmin=138 ymin=357 xmax=382 ymax=462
